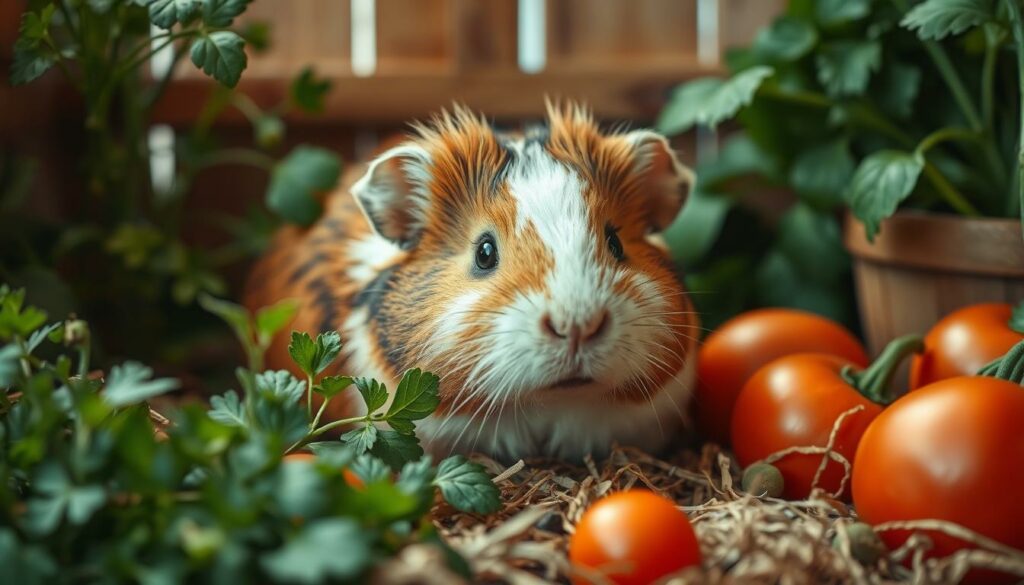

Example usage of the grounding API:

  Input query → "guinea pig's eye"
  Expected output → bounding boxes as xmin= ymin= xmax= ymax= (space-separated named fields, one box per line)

xmin=605 ymin=224 xmax=625 ymax=262
xmin=474 ymin=234 xmax=498 ymax=272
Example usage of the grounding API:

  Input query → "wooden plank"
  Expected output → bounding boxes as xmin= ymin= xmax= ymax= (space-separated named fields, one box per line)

xmin=376 ymin=0 xmax=454 ymax=74
xmin=547 ymin=0 xmax=698 ymax=70
xmin=717 ymin=0 xmax=785 ymax=52
xmin=151 ymin=62 xmax=713 ymax=126
xmin=452 ymin=0 xmax=518 ymax=71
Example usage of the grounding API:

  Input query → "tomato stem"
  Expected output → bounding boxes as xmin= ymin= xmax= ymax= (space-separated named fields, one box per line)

xmin=978 ymin=339 xmax=1024 ymax=384
xmin=840 ymin=335 xmax=924 ymax=404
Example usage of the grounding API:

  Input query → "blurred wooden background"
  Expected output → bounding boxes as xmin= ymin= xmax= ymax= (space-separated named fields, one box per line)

xmin=0 ymin=0 xmax=783 ymax=254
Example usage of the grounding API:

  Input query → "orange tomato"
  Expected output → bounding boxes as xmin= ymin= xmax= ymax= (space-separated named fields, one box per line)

xmin=910 ymin=303 xmax=1024 ymax=388
xmin=696 ymin=309 xmax=868 ymax=445
xmin=731 ymin=354 xmax=883 ymax=500
xmin=853 ymin=376 xmax=1024 ymax=582
xmin=282 ymin=452 xmax=363 ymax=488
xmin=569 ymin=490 xmax=701 ymax=585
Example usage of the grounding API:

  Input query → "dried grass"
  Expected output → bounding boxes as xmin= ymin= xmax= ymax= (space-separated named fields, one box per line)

xmin=423 ymin=443 xmax=1024 ymax=585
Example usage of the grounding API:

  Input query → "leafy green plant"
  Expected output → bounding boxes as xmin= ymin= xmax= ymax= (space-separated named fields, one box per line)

xmin=4 ymin=1 xmax=341 ymax=366
xmin=659 ymin=0 xmax=1024 ymax=329
xmin=0 ymin=284 xmax=500 ymax=583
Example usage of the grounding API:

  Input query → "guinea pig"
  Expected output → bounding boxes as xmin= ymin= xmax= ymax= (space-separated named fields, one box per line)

xmin=244 ymin=101 xmax=698 ymax=461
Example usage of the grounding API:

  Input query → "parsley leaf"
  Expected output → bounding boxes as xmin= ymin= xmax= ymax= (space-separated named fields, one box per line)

xmin=901 ymin=0 xmax=993 ymax=41
xmin=340 ymin=424 xmax=377 ymax=455
xmin=287 ymin=331 xmax=342 ymax=377
xmin=103 ymin=362 xmax=180 ymax=407
xmin=434 ymin=456 xmax=500 ymax=514
xmin=353 ymin=377 xmax=387 ymax=413
xmin=189 ymin=31 xmax=247 ymax=88
xmin=369 ymin=430 xmax=424 ymax=472
xmin=260 ymin=519 xmax=370 ymax=583
xmin=384 ymin=369 xmax=439 ymax=434
xmin=314 ymin=375 xmax=354 ymax=399
xmin=209 ymin=390 xmax=246 ymax=427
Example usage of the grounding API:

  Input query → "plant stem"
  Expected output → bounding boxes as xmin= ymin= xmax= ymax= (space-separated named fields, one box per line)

xmin=758 ymin=85 xmax=833 ymax=109
xmin=914 ymin=127 xmax=978 ymax=156
xmin=310 ymin=396 xmax=332 ymax=430
xmin=982 ymin=27 xmax=999 ymax=130
xmin=1006 ymin=0 xmax=1024 ymax=228
xmin=922 ymin=162 xmax=982 ymax=216
xmin=306 ymin=374 xmax=314 ymax=419
xmin=311 ymin=415 xmax=372 ymax=437
xmin=841 ymin=335 xmax=925 ymax=404
xmin=978 ymin=339 xmax=1024 ymax=382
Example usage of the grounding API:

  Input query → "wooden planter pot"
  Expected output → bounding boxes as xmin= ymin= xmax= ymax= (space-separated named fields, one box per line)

xmin=844 ymin=212 xmax=1024 ymax=363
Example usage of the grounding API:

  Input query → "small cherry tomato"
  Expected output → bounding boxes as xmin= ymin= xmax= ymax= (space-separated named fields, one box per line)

xmin=696 ymin=308 xmax=868 ymax=445
xmin=852 ymin=376 xmax=1024 ymax=580
xmin=569 ymin=490 xmax=701 ymax=585
xmin=731 ymin=335 xmax=921 ymax=500
xmin=910 ymin=303 xmax=1024 ymax=389
xmin=282 ymin=452 xmax=363 ymax=488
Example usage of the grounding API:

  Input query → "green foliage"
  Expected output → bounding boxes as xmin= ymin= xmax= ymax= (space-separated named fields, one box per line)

xmin=846 ymin=151 xmax=925 ymax=240
xmin=190 ymin=31 xmax=248 ymax=87
xmin=0 ymin=287 xmax=500 ymax=583
xmin=656 ymin=66 xmax=774 ymax=134
xmin=5 ymin=0 xmax=342 ymax=371
xmin=660 ymin=0 xmax=1024 ymax=330
xmin=901 ymin=0 xmax=994 ymax=40
xmin=267 ymin=146 xmax=344 ymax=226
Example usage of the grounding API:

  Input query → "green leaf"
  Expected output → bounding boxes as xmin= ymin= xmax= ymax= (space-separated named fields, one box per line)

xmin=306 ymin=441 xmax=355 ymax=467
xmin=789 ymin=140 xmax=855 ymax=208
xmin=201 ymin=0 xmax=251 ymax=27
xmin=0 ymin=287 xmax=47 ymax=339
xmin=290 ymin=67 xmax=332 ymax=114
xmin=254 ymin=370 xmax=305 ymax=402
xmin=369 ymin=430 xmax=423 ymax=471
xmin=209 ymin=390 xmax=247 ymax=427
xmin=815 ymin=40 xmax=881 ymax=97
xmin=876 ymin=62 xmax=922 ymax=119
xmin=287 ymin=331 xmax=342 ymax=377
xmin=254 ymin=298 xmax=298 ymax=344
xmin=845 ymin=150 xmax=924 ymax=241
xmin=266 ymin=146 xmax=342 ymax=226
xmin=752 ymin=16 xmax=817 ymax=62
xmin=260 ymin=519 xmax=370 ymax=583
xmin=104 ymin=362 xmax=180 ymax=406
xmin=353 ymin=377 xmax=387 ymax=413
xmin=147 ymin=0 xmax=201 ymax=29
xmin=190 ymin=31 xmax=247 ymax=88
xmin=901 ymin=0 xmax=993 ymax=40
xmin=240 ymin=21 xmax=270 ymax=51
xmin=340 ymin=424 xmax=378 ymax=455
xmin=434 ymin=456 xmax=500 ymax=514
xmin=66 ymin=486 xmax=106 ymax=524
xmin=314 ymin=375 xmax=354 ymax=399
xmin=0 ymin=529 xmax=57 ymax=585
xmin=663 ymin=189 xmax=733 ymax=265
xmin=384 ymin=369 xmax=439 ymax=432
xmin=9 ymin=6 xmax=58 ymax=85
xmin=656 ymin=66 xmax=774 ymax=135
xmin=816 ymin=0 xmax=870 ymax=26
xmin=0 ymin=345 xmax=20 ymax=387
xmin=396 ymin=456 xmax=436 ymax=500
xmin=1009 ymin=301 xmax=1024 ymax=334
xmin=349 ymin=453 xmax=391 ymax=483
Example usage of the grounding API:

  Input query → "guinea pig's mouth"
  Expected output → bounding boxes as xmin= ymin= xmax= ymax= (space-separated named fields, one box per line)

xmin=546 ymin=376 xmax=595 ymax=390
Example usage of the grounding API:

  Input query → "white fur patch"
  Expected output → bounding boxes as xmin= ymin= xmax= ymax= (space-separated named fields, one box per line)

xmin=346 ymin=234 xmax=403 ymax=284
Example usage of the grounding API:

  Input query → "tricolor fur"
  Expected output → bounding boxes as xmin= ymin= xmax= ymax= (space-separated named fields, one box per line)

xmin=245 ymin=102 xmax=699 ymax=461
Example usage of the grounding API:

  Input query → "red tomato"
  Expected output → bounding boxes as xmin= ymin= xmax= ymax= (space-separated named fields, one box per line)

xmin=283 ymin=452 xmax=364 ymax=488
xmin=910 ymin=303 xmax=1024 ymax=389
xmin=696 ymin=309 xmax=868 ymax=445
xmin=569 ymin=490 xmax=701 ymax=585
xmin=731 ymin=353 xmax=883 ymax=500
xmin=853 ymin=377 xmax=1024 ymax=579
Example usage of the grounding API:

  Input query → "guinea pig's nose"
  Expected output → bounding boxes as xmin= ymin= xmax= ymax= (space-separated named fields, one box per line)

xmin=541 ymin=310 xmax=610 ymax=352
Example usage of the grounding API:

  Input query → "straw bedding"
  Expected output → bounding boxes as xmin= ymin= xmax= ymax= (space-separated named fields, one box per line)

xmin=373 ymin=442 xmax=1024 ymax=584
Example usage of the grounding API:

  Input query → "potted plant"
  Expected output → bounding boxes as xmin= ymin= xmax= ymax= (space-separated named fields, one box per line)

xmin=658 ymin=0 xmax=1024 ymax=354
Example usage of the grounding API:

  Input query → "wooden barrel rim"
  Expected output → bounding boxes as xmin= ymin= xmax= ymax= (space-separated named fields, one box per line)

xmin=843 ymin=211 xmax=1024 ymax=278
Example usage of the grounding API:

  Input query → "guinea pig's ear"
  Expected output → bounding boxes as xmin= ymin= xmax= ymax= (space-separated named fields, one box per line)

xmin=351 ymin=143 xmax=433 ymax=247
xmin=624 ymin=130 xmax=694 ymax=232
